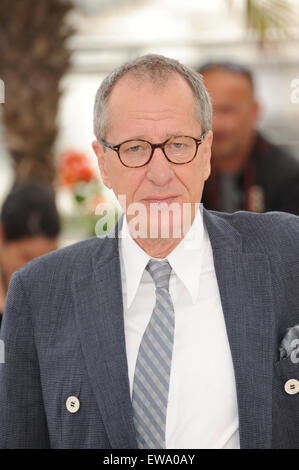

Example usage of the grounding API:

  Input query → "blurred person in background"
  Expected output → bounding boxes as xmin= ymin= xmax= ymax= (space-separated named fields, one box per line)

xmin=0 ymin=181 xmax=60 ymax=327
xmin=198 ymin=61 xmax=299 ymax=215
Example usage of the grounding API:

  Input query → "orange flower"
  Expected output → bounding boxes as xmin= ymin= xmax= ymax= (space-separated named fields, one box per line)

xmin=58 ymin=150 xmax=95 ymax=186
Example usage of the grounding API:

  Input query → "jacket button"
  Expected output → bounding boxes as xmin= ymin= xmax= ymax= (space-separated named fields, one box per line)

xmin=284 ymin=379 xmax=299 ymax=395
xmin=66 ymin=396 xmax=80 ymax=413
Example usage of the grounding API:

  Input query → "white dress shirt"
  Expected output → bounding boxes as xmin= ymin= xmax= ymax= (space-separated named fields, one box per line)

xmin=119 ymin=207 xmax=240 ymax=449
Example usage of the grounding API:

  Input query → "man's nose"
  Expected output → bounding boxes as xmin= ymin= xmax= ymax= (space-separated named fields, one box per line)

xmin=145 ymin=147 xmax=175 ymax=185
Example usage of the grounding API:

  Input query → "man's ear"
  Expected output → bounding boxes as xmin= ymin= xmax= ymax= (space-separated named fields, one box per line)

xmin=92 ymin=140 xmax=112 ymax=189
xmin=203 ymin=130 xmax=213 ymax=181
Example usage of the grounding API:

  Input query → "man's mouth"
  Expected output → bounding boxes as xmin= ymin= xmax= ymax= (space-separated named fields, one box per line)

xmin=142 ymin=196 xmax=179 ymax=204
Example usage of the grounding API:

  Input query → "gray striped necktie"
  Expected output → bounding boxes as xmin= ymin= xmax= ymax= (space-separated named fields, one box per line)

xmin=132 ymin=259 xmax=175 ymax=449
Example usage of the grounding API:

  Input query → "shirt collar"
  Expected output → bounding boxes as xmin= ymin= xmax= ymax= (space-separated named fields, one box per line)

xmin=120 ymin=218 xmax=151 ymax=308
xmin=120 ymin=205 xmax=204 ymax=308
xmin=167 ymin=206 xmax=204 ymax=303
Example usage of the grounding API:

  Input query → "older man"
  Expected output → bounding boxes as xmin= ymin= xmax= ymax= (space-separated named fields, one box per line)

xmin=0 ymin=54 xmax=299 ymax=449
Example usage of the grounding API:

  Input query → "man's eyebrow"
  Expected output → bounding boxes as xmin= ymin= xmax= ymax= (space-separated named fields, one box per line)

xmin=123 ymin=132 xmax=188 ymax=141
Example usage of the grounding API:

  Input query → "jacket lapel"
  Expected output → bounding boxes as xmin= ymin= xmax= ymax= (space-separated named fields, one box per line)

xmin=72 ymin=208 xmax=274 ymax=449
xmin=72 ymin=229 xmax=137 ymax=449
xmin=203 ymin=208 xmax=275 ymax=449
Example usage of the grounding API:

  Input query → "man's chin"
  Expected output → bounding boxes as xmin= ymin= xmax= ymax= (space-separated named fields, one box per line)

xmin=126 ymin=201 xmax=199 ymax=241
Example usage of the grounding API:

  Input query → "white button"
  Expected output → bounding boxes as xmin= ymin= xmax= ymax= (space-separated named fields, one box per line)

xmin=66 ymin=396 xmax=80 ymax=413
xmin=284 ymin=379 xmax=299 ymax=395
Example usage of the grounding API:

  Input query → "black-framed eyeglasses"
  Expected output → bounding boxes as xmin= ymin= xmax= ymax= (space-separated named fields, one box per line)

xmin=101 ymin=132 xmax=207 ymax=168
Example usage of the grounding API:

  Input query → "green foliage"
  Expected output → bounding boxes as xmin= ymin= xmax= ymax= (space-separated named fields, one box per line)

xmin=226 ymin=0 xmax=296 ymax=45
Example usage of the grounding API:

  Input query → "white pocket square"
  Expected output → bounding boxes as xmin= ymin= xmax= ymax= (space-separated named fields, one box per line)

xmin=279 ymin=325 xmax=299 ymax=363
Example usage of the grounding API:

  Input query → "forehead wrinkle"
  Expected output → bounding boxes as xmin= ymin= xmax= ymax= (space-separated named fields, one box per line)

xmin=113 ymin=108 xmax=185 ymax=120
xmin=132 ymin=110 xmax=173 ymax=117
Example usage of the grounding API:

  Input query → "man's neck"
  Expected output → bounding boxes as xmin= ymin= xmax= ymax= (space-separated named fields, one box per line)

xmin=123 ymin=205 xmax=200 ymax=258
xmin=133 ymin=236 xmax=182 ymax=259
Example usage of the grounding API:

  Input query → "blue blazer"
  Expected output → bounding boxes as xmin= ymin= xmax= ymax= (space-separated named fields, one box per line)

xmin=1 ymin=207 xmax=299 ymax=449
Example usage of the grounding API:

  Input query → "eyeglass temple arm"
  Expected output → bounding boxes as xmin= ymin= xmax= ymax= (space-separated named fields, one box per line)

xmin=197 ymin=131 xmax=207 ymax=143
xmin=102 ymin=140 xmax=120 ymax=151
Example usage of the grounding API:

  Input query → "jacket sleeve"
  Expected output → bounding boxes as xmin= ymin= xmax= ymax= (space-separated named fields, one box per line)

xmin=0 ymin=271 xmax=50 ymax=448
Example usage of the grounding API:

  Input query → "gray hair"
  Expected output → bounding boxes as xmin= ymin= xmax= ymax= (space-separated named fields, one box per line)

xmin=93 ymin=54 xmax=212 ymax=141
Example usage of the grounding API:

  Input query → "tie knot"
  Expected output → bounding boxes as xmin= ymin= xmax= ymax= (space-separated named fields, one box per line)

xmin=146 ymin=259 xmax=172 ymax=290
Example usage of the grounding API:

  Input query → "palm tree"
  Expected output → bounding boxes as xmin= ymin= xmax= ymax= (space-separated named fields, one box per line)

xmin=0 ymin=0 xmax=73 ymax=186
xmin=226 ymin=0 xmax=296 ymax=46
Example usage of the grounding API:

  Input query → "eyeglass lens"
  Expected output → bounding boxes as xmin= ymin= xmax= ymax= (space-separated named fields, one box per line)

xmin=119 ymin=136 xmax=197 ymax=167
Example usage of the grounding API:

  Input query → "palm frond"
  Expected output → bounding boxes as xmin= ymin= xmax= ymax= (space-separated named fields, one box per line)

xmin=227 ymin=0 xmax=297 ymax=45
